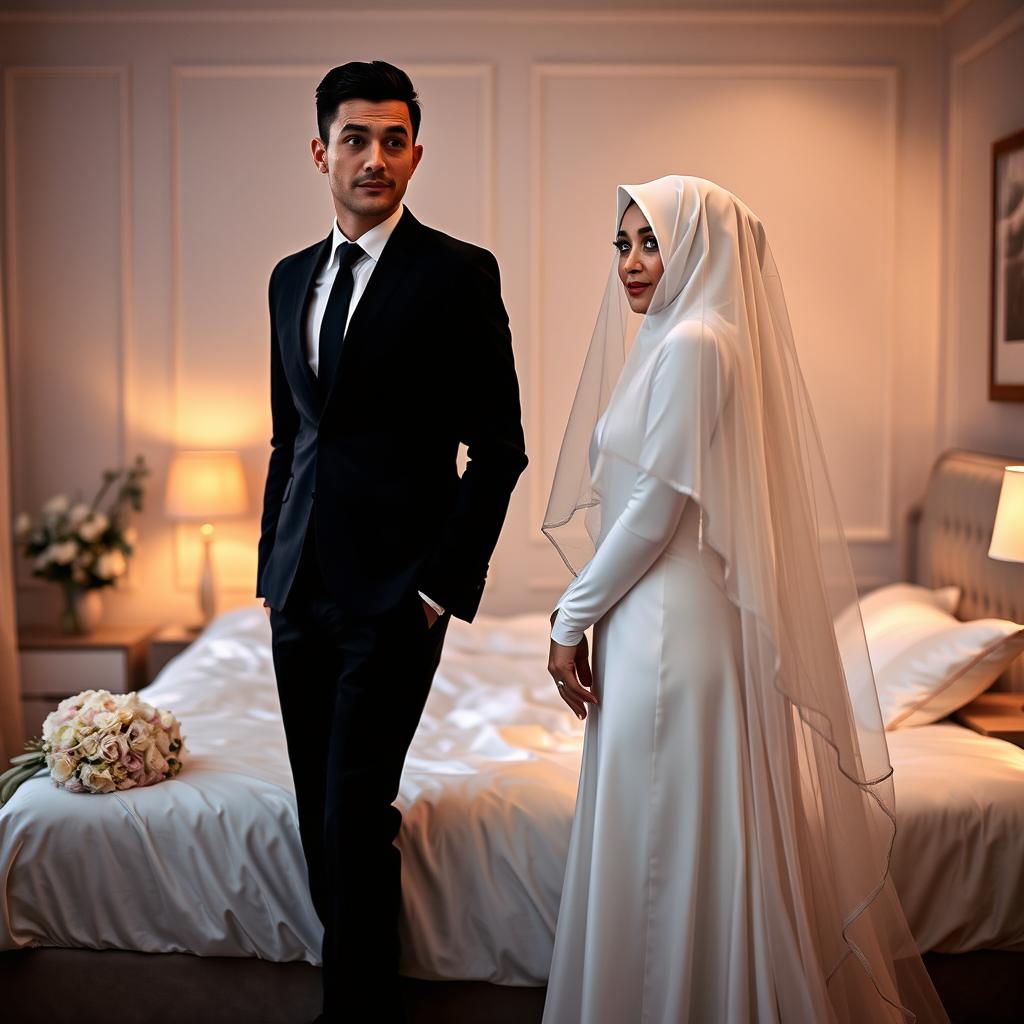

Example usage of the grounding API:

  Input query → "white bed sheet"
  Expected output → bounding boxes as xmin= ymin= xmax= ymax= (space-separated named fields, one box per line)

xmin=1 ymin=607 xmax=1022 ymax=982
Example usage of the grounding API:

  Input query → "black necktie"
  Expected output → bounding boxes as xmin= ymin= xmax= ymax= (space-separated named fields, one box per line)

xmin=316 ymin=241 xmax=364 ymax=397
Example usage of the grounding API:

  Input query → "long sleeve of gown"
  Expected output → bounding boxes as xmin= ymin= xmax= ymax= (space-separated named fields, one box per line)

xmin=550 ymin=472 xmax=689 ymax=647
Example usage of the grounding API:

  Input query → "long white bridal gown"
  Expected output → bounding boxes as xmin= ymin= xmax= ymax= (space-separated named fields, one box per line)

xmin=544 ymin=408 xmax=777 ymax=1024
xmin=542 ymin=177 xmax=949 ymax=1024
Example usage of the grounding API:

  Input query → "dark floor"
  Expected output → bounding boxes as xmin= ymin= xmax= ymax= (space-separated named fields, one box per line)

xmin=0 ymin=947 xmax=545 ymax=1024
xmin=923 ymin=950 xmax=1024 ymax=1024
xmin=2 ymin=946 xmax=1021 ymax=1023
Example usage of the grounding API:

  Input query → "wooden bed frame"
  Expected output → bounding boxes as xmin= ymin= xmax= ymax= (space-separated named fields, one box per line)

xmin=4 ymin=448 xmax=1023 ymax=1023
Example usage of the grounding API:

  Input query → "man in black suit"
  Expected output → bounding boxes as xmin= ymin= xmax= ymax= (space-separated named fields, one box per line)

xmin=255 ymin=61 xmax=527 ymax=1022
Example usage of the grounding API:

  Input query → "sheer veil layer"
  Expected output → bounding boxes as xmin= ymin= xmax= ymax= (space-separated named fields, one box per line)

xmin=542 ymin=175 xmax=949 ymax=1023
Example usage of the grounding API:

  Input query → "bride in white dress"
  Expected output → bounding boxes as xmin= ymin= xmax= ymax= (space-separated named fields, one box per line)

xmin=541 ymin=176 xmax=950 ymax=1023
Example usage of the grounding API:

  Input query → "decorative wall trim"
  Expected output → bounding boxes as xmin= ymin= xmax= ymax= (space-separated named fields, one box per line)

xmin=5 ymin=65 xmax=134 ymax=592
xmin=940 ymin=4 xmax=1024 ymax=449
xmin=527 ymin=62 xmax=900 ymax=561
xmin=0 ymin=6 xmax=958 ymax=29
xmin=168 ymin=61 xmax=494 ymax=591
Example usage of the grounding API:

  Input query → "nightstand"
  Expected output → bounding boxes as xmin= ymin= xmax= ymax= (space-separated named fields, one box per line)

xmin=147 ymin=625 xmax=202 ymax=682
xmin=953 ymin=692 xmax=1024 ymax=748
xmin=18 ymin=624 xmax=158 ymax=741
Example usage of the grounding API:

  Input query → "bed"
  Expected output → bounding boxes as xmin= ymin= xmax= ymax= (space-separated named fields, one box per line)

xmin=3 ymin=447 xmax=1023 ymax=1022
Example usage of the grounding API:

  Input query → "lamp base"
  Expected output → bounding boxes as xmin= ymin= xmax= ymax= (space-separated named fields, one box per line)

xmin=197 ymin=524 xmax=217 ymax=625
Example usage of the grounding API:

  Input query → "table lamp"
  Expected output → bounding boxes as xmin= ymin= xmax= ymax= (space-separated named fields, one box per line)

xmin=988 ymin=465 xmax=1024 ymax=564
xmin=988 ymin=465 xmax=1024 ymax=711
xmin=165 ymin=450 xmax=248 ymax=625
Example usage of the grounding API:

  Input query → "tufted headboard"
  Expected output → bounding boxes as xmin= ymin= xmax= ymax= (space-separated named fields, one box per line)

xmin=907 ymin=448 xmax=1024 ymax=692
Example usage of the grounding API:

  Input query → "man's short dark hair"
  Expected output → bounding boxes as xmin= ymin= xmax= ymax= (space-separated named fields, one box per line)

xmin=315 ymin=61 xmax=421 ymax=144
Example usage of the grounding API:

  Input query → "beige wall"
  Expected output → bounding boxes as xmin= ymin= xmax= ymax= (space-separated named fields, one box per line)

xmin=941 ymin=0 xmax=1024 ymax=454
xmin=0 ymin=1 xmax=1013 ymax=628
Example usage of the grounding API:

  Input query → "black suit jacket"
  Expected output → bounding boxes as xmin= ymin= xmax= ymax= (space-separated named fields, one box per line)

xmin=255 ymin=208 xmax=528 ymax=622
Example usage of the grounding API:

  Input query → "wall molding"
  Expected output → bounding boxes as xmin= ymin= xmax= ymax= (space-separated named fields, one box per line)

xmin=939 ymin=3 xmax=1024 ymax=450
xmin=527 ymin=61 xmax=900 ymax=570
xmin=5 ymin=65 xmax=135 ymax=593
xmin=168 ymin=61 xmax=494 ymax=592
xmin=0 ymin=5 xmax=960 ymax=29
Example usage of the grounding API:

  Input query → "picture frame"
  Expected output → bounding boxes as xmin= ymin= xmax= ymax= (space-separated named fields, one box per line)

xmin=989 ymin=126 xmax=1024 ymax=401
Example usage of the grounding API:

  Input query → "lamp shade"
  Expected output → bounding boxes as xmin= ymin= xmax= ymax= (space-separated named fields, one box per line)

xmin=988 ymin=465 xmax=1024 ymax=563
xmin=165 ymin=450 xmax=248 ymax=520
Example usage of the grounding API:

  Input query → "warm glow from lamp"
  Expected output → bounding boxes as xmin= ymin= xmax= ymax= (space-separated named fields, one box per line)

xmin=165 ymin=450 xmax=248 ymax=626
xmin=165 ymin=450 xmax=248 ymax=519
xmin=988 ymin=466 xmax=1024 ymax=563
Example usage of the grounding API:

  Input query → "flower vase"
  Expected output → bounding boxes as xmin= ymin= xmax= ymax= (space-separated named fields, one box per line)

xmin=59 ymin=585 xmax=103 ymax=635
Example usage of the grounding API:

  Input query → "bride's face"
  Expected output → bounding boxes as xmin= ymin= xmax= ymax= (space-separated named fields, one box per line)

xmin=614 ymin=203 xmax=664 ymax=314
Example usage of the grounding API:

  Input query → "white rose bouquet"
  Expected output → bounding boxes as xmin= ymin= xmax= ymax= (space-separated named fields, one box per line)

xmin=0 ymin=689 xmax=187 ymax=806
xmin=14 ymin=455 xmax=149 ymax=632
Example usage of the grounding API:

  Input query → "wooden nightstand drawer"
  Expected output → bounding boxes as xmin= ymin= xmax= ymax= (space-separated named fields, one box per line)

xmin=20 ymin=649 xmax=130 ymax=697
xmin=17 ymin=625 xmax=156 ymax=697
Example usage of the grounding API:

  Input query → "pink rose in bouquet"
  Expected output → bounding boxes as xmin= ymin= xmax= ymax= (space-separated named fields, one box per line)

xmin=0 ymin=689 xmax=188 ymax=804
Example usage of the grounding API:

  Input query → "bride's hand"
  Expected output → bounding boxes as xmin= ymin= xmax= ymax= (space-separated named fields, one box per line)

xmin=548 ymin=632 xmax=598 ymax=720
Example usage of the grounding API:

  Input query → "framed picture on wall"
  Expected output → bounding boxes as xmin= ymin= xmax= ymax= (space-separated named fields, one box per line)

xmin=990 ymin=126 xmax=1024 ymax=401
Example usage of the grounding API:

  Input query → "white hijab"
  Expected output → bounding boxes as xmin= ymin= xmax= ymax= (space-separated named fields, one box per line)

xmin=543 ymin=175 xmax=949 ymax=1023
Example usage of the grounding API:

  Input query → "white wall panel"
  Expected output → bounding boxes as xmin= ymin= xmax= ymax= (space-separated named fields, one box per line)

xmin=529 ymin=64 xmax=897 ymax=563
xmin=943 ymin=5 xmax=1024 ymax=455
xmin=0 ymin=6 xmax=950 ymax=623
xmin=169 ymin=63 xmax=493 ymax=591
xmin=4 ymin=67 xmax=130 ymax=590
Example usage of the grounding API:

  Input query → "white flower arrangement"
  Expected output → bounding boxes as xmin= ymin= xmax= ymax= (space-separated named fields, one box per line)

xmin=0 ymin=689 xmax=188 ymax=805
xmin=14 ymin=455 xmax=148 ymax=591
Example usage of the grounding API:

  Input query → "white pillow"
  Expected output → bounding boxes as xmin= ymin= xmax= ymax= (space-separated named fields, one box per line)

xmin=834 ymin=583 xmax=960 ymax=675
xmin=858 ymin=582 xmax=961 ymax=618
xmin=856 ymin=583 xmax=962 ymax=674
xmin=848 ymin=583 xmax=1024 ymax=729
xmin=877 ymin=619 xmax=1024 ymax=729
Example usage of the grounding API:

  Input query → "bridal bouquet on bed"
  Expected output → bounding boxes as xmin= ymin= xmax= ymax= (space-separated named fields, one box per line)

xmin=0 ymin=689 xmax=187 ymax=805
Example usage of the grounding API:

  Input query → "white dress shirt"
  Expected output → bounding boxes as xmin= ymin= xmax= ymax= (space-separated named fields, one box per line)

xmin=303 ymin=202 xmax=445 ymax=619
xmin=304 ymin=201 xmax=406 ymax=376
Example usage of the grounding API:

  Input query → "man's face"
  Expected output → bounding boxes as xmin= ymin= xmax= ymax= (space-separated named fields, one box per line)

xmin=312 ymin=98 xmax=422 ymax=225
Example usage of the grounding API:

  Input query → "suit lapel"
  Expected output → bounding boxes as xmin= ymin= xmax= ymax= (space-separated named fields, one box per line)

xmin=318 ymin=208 xmax=423 ymax=412
xmin=281 ymin=232 xmax=331 ymax=421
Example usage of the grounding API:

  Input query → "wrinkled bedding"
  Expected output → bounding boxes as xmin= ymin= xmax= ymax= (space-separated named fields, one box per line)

xmin=2 ymin=607 xmax=1022 ymax=981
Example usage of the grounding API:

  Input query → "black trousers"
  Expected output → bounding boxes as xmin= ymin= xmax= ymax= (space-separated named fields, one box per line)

xmin=270 ymin=516 xmax=450 ymax=1022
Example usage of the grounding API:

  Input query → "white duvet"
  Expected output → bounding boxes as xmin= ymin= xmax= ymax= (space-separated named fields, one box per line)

xmin=2 ymin=607 xmax=1023 ymax=981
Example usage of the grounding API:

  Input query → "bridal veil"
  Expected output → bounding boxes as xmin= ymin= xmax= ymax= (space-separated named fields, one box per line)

xmin=542 ymin=175 xmax=949 ymax=1023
